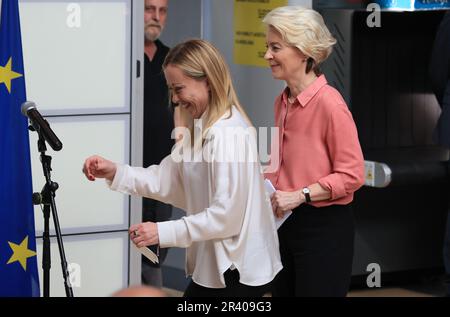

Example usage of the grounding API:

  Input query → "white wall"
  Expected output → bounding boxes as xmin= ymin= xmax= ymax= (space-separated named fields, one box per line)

xmin=161 ymin=0 xmax=203 ymax=47
xmin=17 ymin=0 xmax=143 ymax=297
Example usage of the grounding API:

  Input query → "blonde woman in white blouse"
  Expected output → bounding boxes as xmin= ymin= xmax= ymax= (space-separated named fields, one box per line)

xmin=83 ymin=39 xmax=282 ymax=297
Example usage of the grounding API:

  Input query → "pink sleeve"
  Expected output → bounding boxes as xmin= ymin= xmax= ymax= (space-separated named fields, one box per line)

xmin=318 ymin=105 xmax=365 ymax=200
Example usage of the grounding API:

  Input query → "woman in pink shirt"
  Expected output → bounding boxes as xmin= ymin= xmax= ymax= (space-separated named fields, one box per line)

xmin=263 ymin=6 xmax=365 ymax=297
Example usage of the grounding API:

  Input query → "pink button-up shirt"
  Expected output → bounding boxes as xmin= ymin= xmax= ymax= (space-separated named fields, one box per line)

xmin=265 ymin=75 xmax=365 ymax=207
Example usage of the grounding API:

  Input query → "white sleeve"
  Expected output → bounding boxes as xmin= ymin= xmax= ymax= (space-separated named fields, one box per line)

xmin=157 ymin=130 xmax=258 ymax=248
xmin=108 ymin=155 xmax=186 ymax=210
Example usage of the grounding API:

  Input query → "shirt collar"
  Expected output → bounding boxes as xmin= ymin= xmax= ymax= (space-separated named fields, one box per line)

xmin=200 ymin=108 xmax=209 ymax=122
xmin=198 ymin=105 xmax=236 ymax=130
xmin=282 ymin=75 xmax=328 ymax=108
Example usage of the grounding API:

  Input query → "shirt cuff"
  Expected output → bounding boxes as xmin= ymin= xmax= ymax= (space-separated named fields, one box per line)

xmin=157 ymin=220 xmax=188 ymax=248
xmin=107 ymin=163 xmax=125 ymax=190
xmin=318 ymin=173 xmax=346 ymax=200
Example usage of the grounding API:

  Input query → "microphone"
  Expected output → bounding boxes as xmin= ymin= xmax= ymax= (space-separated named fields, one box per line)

xmin=21 ymin=101 xmax=63 ymax=151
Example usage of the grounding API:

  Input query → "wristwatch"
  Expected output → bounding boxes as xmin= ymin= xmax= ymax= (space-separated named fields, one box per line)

xmin=302 ymin=187 xmax=311 ymax=203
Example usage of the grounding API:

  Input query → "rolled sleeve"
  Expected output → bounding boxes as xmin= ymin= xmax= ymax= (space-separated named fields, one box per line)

xmin=321 ymin=105 xmax=365 ymax=200
xmin=157 ymin=220 xmax=189 ymax=248
xmin=108 ymin=164 xmax=128 ymax=191
xmin=318 ymin=173 xmax=346 ymax=201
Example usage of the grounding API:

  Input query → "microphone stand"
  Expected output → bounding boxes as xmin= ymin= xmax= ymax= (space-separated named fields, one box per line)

xmin=31 ymin=127 xmax=73 ymax=297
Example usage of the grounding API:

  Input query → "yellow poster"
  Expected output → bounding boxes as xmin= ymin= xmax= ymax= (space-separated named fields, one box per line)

xmin=234 ymin=0 xmax=288 ymax=67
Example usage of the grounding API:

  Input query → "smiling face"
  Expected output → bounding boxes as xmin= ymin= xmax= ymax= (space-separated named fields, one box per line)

xmin=164 ymin=64 xmax=209 ymax=119
xmin=144 ymin=0 xmax=168 ymax=42
xmin=264 ymin=26 xmax=307 ymax=81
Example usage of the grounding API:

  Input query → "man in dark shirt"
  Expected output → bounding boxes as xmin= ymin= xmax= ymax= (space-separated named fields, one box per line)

xmin=430 ymin=11 xmax=450 ymax=296
xmin=142 ymin=0 xmax=173 ymax=287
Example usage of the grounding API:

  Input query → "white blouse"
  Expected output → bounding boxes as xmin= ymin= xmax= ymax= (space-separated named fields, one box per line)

xmin=109 ymin=106 xmax=282 ymax=288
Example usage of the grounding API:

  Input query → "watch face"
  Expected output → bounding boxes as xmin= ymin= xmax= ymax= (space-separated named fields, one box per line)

xmin=303 ymin=187 xmax=311 ymax=202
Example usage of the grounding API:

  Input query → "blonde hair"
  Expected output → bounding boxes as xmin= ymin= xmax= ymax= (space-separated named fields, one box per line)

xmin=163 ymin=39 xmax=251 ymax=140
xmin=263 ymin=6 xmax=336 ymax=73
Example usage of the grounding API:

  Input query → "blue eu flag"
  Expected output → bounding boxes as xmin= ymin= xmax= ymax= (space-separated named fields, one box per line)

xmin=0 ymin=0 xmax=40 ymax=297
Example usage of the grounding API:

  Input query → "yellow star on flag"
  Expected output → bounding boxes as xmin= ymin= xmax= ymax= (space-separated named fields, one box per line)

xmin=0 ymin=57 xmax=22 ymax=93
xmin=7 ymin=236 xmax=37 ymax=271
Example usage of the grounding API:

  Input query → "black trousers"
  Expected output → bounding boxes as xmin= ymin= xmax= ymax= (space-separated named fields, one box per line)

xmin=444 ymin=160 xmax=450 ymax=296
xmin=184 ymin=270 xmax=270 ymax=297
xmin=272 ymin=203 xmax=355 ymax=297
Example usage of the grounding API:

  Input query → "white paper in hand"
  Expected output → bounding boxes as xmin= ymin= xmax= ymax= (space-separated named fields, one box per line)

xmin=264 ymin=179 xmax=292 ymax=229
xmin=135 ymin=245 xmax=159 ymax=264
